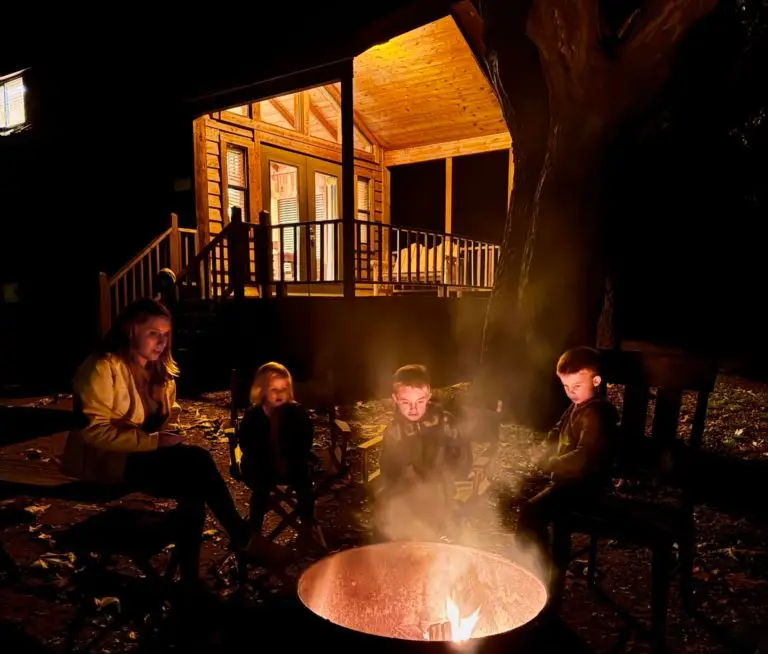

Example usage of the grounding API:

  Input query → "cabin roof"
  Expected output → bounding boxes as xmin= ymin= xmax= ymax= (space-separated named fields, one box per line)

xmin=353 ymin=16 xmax=507 ymax=150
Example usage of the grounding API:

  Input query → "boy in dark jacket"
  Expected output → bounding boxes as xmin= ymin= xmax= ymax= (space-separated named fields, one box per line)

xmin=517 ymin=346 xmax=620 ymax=556
xmin=377 ymin=365 xmax=473 ymax=540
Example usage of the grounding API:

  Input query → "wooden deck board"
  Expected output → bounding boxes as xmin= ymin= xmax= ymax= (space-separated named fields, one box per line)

xmin=0 ymin=457 xmax=75 ymax=487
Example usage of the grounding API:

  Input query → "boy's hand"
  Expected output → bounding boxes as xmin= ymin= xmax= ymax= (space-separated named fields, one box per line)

xmin=532 ymin=449 xmax=557 ymax=473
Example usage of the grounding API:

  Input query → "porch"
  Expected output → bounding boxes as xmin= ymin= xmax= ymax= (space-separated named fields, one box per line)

xmin=99 ymin=209 xmax=499 ymax=326
xmin=99 ymin=13 xmax=509 ymax=327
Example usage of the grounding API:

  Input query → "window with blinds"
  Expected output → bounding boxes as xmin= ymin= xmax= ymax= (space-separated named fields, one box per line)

xmin=269 ymin=162 xmax=300 ymax=281
xmin=357 ymin=177 xmax=371 ymax=245
xmin=0 ymin=74 xmax=26 ymax=131
xmin=226 ymin=145 xmax=248 ymax=221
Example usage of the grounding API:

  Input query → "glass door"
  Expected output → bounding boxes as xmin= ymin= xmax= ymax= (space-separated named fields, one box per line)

xmin=261 ymin=146 xmax=308 ymax=284
xmin=307 ymin=157 xmax=342 ymax=294
xmin=261 ymin=145 xmax=343 ymax=294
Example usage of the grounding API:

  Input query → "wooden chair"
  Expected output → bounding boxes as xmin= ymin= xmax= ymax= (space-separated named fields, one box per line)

xmin=551 ymin=348 xmax=718 ymax=653
xmin=225 ymin=368 xmax=350 ymax=545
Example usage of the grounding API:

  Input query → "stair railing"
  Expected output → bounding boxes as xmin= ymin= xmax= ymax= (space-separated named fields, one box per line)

xmin=98 ymin=213 xmax=198 ymax=335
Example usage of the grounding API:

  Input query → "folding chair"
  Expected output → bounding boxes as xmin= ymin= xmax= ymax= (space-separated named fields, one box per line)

xmin=225 ymin=368 xmax=348 ymax=549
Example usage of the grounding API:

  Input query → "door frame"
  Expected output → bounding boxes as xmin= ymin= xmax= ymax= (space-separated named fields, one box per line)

xmin=260 ymin=144 xmax=343 ymax=296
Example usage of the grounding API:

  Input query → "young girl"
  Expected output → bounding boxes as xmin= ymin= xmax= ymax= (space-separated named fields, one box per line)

xmin=237 ymin=362 xmax=321 ymax=545
xmin=61 ymin=298 xmax=282 ymax=584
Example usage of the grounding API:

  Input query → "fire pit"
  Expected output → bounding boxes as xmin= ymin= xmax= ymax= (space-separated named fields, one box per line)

xmin=297 ymin=541 xmax=547 ymax=652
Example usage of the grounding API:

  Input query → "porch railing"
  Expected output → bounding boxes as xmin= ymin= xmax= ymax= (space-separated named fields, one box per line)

xmin=243 ymin=219 xmax=499 ymax=293
xmin=98 ymin=208 xmax=501 ymax=332
xmin=176 ymin=209 xmax=498 ymax=298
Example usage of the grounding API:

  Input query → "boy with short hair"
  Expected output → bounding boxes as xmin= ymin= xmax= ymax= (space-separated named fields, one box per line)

xmin=517 ymin=346 xmax=620 ymax=556
xmin=376 ymin=365 xmax=473 ymax=538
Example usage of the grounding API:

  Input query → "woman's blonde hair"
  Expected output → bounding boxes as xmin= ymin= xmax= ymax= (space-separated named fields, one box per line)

xmin=101 ymin=298 xmax=179 ymax=385
xmin=250 ymin=361 xmax=294 ymax=405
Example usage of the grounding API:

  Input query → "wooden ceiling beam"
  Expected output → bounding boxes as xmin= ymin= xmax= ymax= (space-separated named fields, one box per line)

xmin=384 ymin=132 xmax=511 ymax=166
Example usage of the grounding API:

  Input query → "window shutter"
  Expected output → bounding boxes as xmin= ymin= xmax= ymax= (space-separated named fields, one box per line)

xmin=356 ymin=178 xmax=370 ymax=215
xmin=227 ymin=148 xmax=246 ymax=188
xmin=226 ymin=146 xmax=248 ymax=220
xmin=278 ymin=197 xmax=299 ymax=253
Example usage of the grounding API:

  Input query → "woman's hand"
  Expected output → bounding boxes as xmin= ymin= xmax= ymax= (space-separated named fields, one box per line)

xmin=157 ymin=432 xmax=184 ymax=448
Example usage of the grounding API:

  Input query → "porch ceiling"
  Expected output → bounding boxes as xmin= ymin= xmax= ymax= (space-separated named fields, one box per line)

xmin=353 ymin=15 xmax=508 ymax=151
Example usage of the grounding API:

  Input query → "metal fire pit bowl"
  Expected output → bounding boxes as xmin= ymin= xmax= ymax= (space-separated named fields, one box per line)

xmin=297 ymin=541 xmax=548 ymax=653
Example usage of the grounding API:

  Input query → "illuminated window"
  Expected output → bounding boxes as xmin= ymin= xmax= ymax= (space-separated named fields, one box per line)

xmin=0 ymin=72 xmax=26 ymax=132
xmin=307 ymin=87 xmax=338 ymax=143
xmin=259 ymin=93 xmax=297 ymax=131
xmin=225 ymin=145 xmax=248 ymax=221
xmin=226 ymin=105 xmax=249 ymax=117
xmin=354 ymin=127 xmax=373 ymax=153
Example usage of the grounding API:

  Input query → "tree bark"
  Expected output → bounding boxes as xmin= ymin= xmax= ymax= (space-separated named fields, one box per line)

xmin=468 ymin=0 xmax=717 ymax=428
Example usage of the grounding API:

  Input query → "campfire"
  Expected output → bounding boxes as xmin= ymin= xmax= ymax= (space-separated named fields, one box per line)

xmin=297 ymin=541 xmax=547 ymax=647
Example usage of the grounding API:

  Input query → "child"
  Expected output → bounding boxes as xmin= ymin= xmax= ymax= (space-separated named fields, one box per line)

xmin=517 ymin=346 xmax=619 ymax=556
xmin=377 ymin=365 xmax=473 ymax=539
xmin=236 ymin=362 xmax=323 ymax=547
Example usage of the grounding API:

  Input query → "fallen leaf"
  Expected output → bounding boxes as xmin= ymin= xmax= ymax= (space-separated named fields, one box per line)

xmin=24 ymin=504 xmax=50 ymax=516
xmin=94 ymin=596 xmax=121 ymax=612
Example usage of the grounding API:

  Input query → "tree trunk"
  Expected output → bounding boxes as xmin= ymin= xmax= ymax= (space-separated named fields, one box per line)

xmin=472 ymin=0 xmax=550 ymax=392
xmin=468 ymin=0 xmax=717 ymax=429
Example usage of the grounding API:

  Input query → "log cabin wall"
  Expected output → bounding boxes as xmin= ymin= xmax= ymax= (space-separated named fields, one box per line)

xmin=194 ymin=84 xmax=385 ymax=242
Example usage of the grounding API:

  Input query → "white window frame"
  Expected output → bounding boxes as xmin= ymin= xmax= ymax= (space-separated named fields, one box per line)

xmin=0 ymin=70 xmax=28 ymax=133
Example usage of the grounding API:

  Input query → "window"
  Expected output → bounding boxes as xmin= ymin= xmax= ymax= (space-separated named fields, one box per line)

xmin=225 ymin=145 xmax=248 ymax=221
xmin=354 ymin=126 xmax=373 ymax=153
xmin=307 ymin=87 xmax=339 ymax=143
xmin=259 ymin=93 xmax=297 ymax=131
xmin=357 ymin=177 xmax=371 ymax=245
xmin=226 ymin=105 xmax=249 ymax=117
xmin=0 ymin=72 xmax=26 ymax=132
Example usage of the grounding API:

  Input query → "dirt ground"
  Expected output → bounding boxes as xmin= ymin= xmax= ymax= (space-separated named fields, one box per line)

xmin=0 ymin=375 xmax=766 ymax=653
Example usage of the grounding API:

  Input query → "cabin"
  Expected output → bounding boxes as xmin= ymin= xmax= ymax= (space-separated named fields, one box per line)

xmin=102 ymin=15 xmax=510 ymax=311
xmin=95 ymin=14 xmax=511 ymax=395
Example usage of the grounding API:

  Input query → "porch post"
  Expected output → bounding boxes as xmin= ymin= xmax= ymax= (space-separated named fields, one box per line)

xmin=341 ymin=58 xmax=355 ymax=299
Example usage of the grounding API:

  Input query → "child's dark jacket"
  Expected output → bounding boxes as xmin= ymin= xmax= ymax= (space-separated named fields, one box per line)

xmin=379 ymin=406 xmax=472 ymax=492
xmin=237 ymin=402 xmax=314 ymax=480
xmin=545 ymin=396 xmax=620 ymax=487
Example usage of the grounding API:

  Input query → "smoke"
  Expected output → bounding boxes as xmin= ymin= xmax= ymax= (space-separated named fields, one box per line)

xmin=368 ymin=424 xmax=550 ymax=594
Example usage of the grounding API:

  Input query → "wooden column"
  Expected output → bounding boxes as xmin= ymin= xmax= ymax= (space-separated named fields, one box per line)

xmin=444 ymin=157 xmax=453 ymax=234
xmin=192 ymin=117 xmax=210 ymax=246
xmin=507 ymin=148 xmax=515 ymax=210
xmin=341 ymin=59 xmax=355 ymax=299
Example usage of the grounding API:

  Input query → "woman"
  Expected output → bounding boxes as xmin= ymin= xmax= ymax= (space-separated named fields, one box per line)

xmin=237 ymin=362 xmax=322 ymax=546
xmin=61 ymin=298 xmax=283 ymax=584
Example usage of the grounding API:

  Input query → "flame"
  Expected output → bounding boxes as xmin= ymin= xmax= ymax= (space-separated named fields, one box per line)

xmin=445 ymin=597 xmax=481 ymax=642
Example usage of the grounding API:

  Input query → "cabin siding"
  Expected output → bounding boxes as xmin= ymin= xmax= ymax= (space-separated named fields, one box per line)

xmin=196 ymin=95 xmax=385 ymax=239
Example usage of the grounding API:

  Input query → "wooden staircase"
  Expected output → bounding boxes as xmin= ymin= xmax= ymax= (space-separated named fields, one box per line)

xmin=97 ymin=213 xmax=199 ymax=334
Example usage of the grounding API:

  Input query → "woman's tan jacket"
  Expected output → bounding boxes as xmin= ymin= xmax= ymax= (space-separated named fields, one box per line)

xmin=60 ymin=352 xmax=181 ymax=484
